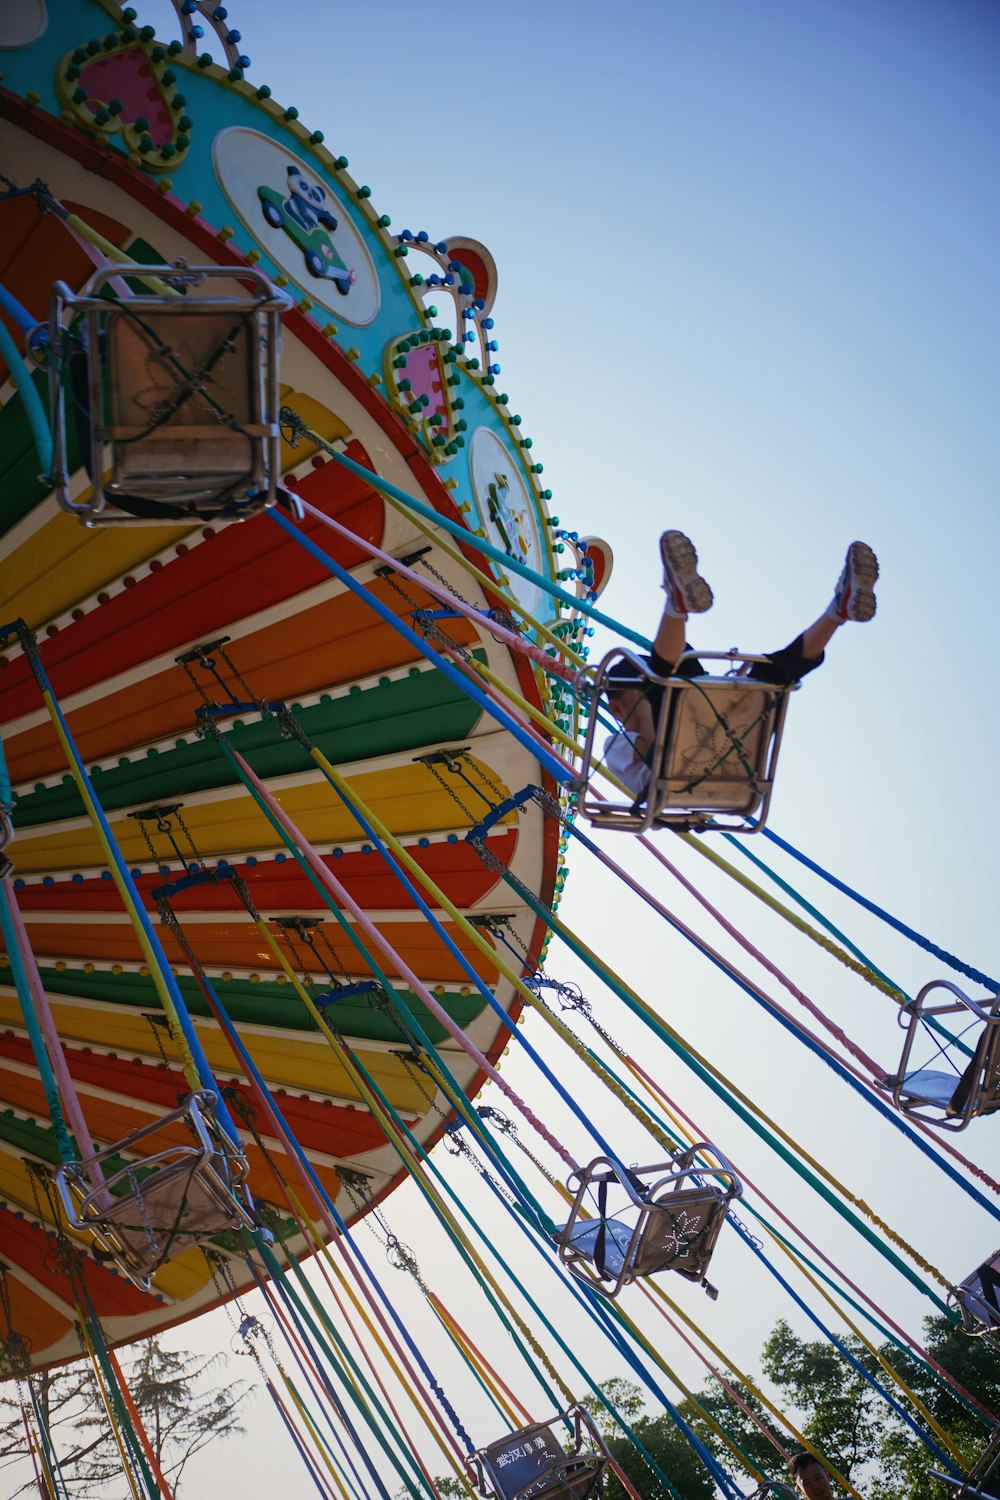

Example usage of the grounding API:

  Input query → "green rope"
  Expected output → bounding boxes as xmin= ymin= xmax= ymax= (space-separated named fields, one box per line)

xmin=280 ymin=408 xmax=652 ymax=650
xmin=0 ymin=882 xmax=74 ymax=1163
xmin=255 ymin=1238 xmax=431 ymax=1500
xmin=479 ymin=852 xmax=952 ymax=1316
xmin=721 ymin=832 xmax=906 ymax=997
xmin=343 ymin=1050 xmax=694 ymax=1500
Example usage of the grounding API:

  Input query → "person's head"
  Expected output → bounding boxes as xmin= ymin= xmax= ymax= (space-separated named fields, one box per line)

xmin=604 ymin=660 xmax=646 ymax=723
xmin=788 ymin=1454 xmax=833 ymax=1500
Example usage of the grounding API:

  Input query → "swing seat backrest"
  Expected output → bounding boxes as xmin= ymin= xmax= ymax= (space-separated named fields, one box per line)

xmin=55 ymin=1091 xmax=257 ymax=1286
xmin=887 ymin=981 xmax=1000 ymax=1131
xmin=650 ymin=677 xmax=780 ymax=817
xmin=632 ymin=1182 xmax=732 ymax=1282
xmin=478 ymin=1420 xmax=606 ymax=1500
xmin=104 ymin=304 xmax=262 ymax=501
xmin=48 ymin=265 xmax=290 ymax=523
xmin=949 ymin=1249 xmax=1000 ymax=1339
xmin=554 ymin=1148 xmax=742 ymax=1298
xmin=577 ymin=649 xmax=795 ymax=835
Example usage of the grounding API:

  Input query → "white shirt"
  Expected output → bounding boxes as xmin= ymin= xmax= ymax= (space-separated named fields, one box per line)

xmin=603 ymin=729 xmax=650 ymax=799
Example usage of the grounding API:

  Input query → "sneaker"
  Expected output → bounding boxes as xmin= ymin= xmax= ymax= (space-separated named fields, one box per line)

xmin=831 ymin=541 xmax=879 ymax=622
xmin=659 ymin=531 xmax=714 ymax=615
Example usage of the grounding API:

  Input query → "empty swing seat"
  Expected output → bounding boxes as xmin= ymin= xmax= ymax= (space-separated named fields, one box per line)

xmin=882 ymin=980 xmax=1000 ymax=1131
xmin=576 ymin=649 xmax=795 ymax=835
xmin=47 ymin=262 xmax=293 ymax=525
xmin=469 ymin=1405 xmax=609 ymax=1500
xmin=55 ymin=1090 xmax=262 ymax=1290
xmin=554 ymin=1146 xmax=742 ymax=1300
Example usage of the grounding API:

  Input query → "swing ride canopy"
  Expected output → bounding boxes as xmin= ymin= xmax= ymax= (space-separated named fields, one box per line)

xmin=0 ymin=0 xmax=601 ymax=1369
xmin=2 ymin=7 xmax=999 ymax=1500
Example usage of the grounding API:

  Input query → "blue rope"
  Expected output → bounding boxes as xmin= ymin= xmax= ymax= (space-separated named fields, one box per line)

xmin=267 ymin=511 xmax=574 ymax=784
xmin=185 ymin=916 xmax=478 ymax=1460
xmin=267 ymin=1384 xmax=337 ymax=1500
xmin=0 ymin=280 xmax=38 ymax=334
xmin=730 ymin=1217 xmax=962 ymax=1478
xmin=469 ymin=1157 xmax=745 ymax=1500
xmin=0 ymin=316 xmax=52 ymax=474
xmin=724 ymin=831 xmax=905 ymax=995
xmin=761 ymin=826 xmax=999 ymax=993
xmin=9 ymin=630 xmax=241 ymax=1144
xmin=250 ymin=1251 xmax=410 ymax=1500
xmin=249 ymin=730 xmax=626 ymax=1169
xmin=284 ymin=417 xmax=652 ymax=650
xmin=565 ymin=815 xmax=1000 ymax=1231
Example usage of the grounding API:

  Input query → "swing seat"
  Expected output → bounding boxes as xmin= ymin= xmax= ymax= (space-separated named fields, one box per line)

xmin=576 ymin=650 xmax=795 ymax=835
xmin=930 ymin=1421 xmax=1000 ymax=1498
xmin=55 ymin=1091 xmax=262 ymax=1290
xmin=949 ymin=1249 xmax=1000 ymax=1346
xmin=47 ymin=263 xmax=294 ymax=525
xmin=469 ymin=1405 xmax=609 ymax=1500
xmin=882 ymin=980 xmax=1000 ymax=1131
xmin=554 ymin=1146 xmax=742 ymax=1300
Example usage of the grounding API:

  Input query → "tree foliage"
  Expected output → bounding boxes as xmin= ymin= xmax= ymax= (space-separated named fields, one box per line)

xmin=0 ymin=1336 xmax=252 ymax=1498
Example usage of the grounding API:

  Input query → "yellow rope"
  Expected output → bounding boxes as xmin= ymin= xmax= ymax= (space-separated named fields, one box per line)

xmin=276 ymin=1362 xmax=352 ymax=1500
xmin=281 ymin=1186 xmax=471 ymax=1487
xmin=429 ymin=1297 xmax=526 ymax=1431
xmin=25 ymin=1421 xmax=57 ymax=1500
xmin=307 ymin=747 xmax=681 ymax=1156
xmin=438 ymin=641 xmax=584 ymax=762
xmin=75 ymin=1318 xmax=145 ymax=1500
xmin=372 ymin=484 xmax=589 ymax=669
xmin=535 ymin=903 xmax=953 ymax=1290
xmin=760 ymin=1223 xmax=971 ymax=1467
xmin=677 ymin=835 xmax=909 ymax=1005
xmin=64 ymin=214 xmax=181 ymax=297
xmin=248 ymin=911 xmax=577 ymax=1408
xmin=42 ymin=689 xmax=202 ymax=1093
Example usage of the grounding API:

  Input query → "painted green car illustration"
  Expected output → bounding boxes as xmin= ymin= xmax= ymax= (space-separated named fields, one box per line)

xmin=257 ymin=167 xmax=356 ymax=294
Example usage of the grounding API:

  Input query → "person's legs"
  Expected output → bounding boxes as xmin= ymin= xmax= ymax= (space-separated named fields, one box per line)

xmin=654 ymin=531 xmax=713 ymax=670
xmin=749 ymin=541 xmax=879 ymax=685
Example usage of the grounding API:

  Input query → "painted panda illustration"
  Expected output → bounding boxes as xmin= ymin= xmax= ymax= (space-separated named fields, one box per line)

xmin=257 ymin=165 xmax=356 ymax=292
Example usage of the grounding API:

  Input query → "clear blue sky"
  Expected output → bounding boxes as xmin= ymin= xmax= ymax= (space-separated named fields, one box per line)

xmin=45 ymin=1 xmax=1000 ymax=1493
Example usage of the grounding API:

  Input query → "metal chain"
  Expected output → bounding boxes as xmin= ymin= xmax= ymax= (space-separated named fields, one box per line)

xmin=414 ymin=553 xmax=467 ymax=605
xmin=271 ymin=917 xmax=319 ymax=988
xmin=376 ymin=568 xmax=422 ymax=612
xmin=418 ymin=757 xmax=478 ymax=821
xmin=455 ymin=750 xmax=511 ymax=811
xmin=474 ymin=1106 xmax=560 ymax=1188
xmin=338 ymin=1168 xmax=429 ymax=1290
xmin=145 ymin=1012 xmax=175 ymax=1069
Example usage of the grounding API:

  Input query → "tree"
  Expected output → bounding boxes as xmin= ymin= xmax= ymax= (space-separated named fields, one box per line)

xmin=0 ymin=1336 xmax=252 ymax=1498
xmin=582 ymin=1378 xmax=716 ymax=1500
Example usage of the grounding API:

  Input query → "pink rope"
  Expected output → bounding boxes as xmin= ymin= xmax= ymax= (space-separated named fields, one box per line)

xmin=277 ymin=1187 xmax=460 ymax=1487
xmin=627 ymin=818 xmax=1000 ymax=1199
xmin=228 ymin=744 xmax=578 ymax=1172
xmin=298 ymin=496 xmax=583 ymax=686
xmin=430 ymin=632 xmax=580 ymax=778
xmin=60 ymin=213 xmax=134 ymax=300
xmin=635 ymin=1279 xmax=791 ymax=1462
xmin=2 ymin=871 xmax=105 ymax=1197
xmin=623 ymin=1047 xmax=998 ymax=1424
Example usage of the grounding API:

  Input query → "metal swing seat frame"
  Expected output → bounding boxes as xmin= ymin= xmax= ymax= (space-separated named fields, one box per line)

xmin=468 ymin=1403 xmax=610 ymax=1500
xmin=47 ymin=262 xmax=294 ymax=526
xmin=576 ymin=648 xmax=796 ymax=835
xmin=930 ymin=1421 xmax=1000 ymax=1499
xmin=882 ymin=979 xmax=1000 ymax=1131
xmin=949 ymin=1248 xmax=1000 ymax=1348
xmin=554 ymin=1144 xmax=743 ymax=1300
xmin=55 ymin=1090 xmax=260 ymax=1291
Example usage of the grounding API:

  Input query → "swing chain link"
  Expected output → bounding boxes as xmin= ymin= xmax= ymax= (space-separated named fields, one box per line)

xmin=419 ymin=757 xmax=478 ymax=822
